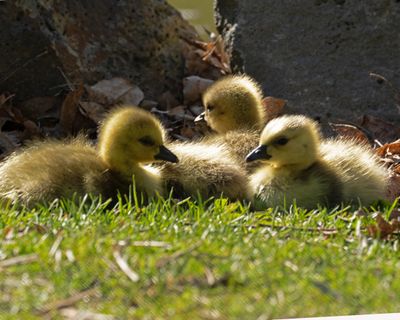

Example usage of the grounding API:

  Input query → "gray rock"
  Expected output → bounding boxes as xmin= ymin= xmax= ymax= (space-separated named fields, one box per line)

xmin=0 ymin=0 xmax=198 ymax=102
xmin=0 ymin=2 xmax=65 ymax=100
xmin=215 ymin=0 xmax=400 ymax=122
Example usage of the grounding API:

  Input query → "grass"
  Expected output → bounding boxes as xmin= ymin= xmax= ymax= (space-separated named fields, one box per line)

xmin=1 ymin=195 xmax=400 ymax=319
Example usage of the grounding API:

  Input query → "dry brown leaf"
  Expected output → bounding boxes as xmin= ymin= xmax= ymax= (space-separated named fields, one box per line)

xmin=158 ymin=91 xmax=180 ymax=110
xmin=262 ymin=96 xmax=286 ymax=121
xmin=180 ymin=125 xmax=196 ymax=139
xmin=367 ymin=213 xmax=400 ymax=239
xmin=199 ymin=35 xmax=231 ymax=74
xmin=168 ymin=105 xmax=186 ymax=119
xmin=87 ymin=78 xmax=144 ymax=106
xmin=376 ymin=142 xmax=400 ymax=157
xmin=358 ymin=115 xmax=400 ymax=143
xmin=19 ymin=96 xmax=57 ymax=119
xmin=59 ymin=84 xmax=84 ymax=135
xmin=79 ymin=102 xmax=107 ymax=123
xmin=387 ymin=173 xmax=400 ymax=201
xmin=329 ymin=123 xmax=371 ymax=145
xmin=183 ymin=76 xmax=214 ymax=105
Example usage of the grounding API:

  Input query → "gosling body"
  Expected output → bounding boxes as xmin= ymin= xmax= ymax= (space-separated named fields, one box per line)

xmin=0 ymin=107 xmax=178 ymax=205
xmin=160 ymin=141 xmax=250 ymax=201
xmin=246 ymin=115 xmax=388 ymax=209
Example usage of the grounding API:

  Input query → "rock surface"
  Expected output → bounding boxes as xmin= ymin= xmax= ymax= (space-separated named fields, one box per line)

xmin=0 ymin=0 xmax=198 ymax=101
xmin=215 ymin=0 xmax=400 ymax=123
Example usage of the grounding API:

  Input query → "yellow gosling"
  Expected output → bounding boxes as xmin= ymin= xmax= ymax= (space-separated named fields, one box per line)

xmin=0 ymin=106 xmax=178 ymax=205
xmin=195 ymin=75 xmax=265 ymax=169
xmin=246 ymin=115 xmax=388 ymax=209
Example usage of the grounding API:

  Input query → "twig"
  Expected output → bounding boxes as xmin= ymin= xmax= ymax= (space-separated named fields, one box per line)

xmin=49 ymin=233 xmax=63 ymax=257
xmin=117 ymin=240 xmax=171 ymax=249
xmin=38 ymin=287 xmax=99 ymax=315
xmin=113 ymin=248 xmax=139 ymax=282
xmin=57 ymin=67 xmax=75 ymax=91
xmin=0 ymin=253 xmax=38 ymax=268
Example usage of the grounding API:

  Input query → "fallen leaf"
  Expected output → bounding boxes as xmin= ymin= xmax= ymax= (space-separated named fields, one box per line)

xmin=181 ymin=39 xmax=224 ymax=79
xmin=376 ymin=142 xmax=400 ymax=157
xmin=183 ymin=76 xmax=214 ymax=105
xmin=79 ymin=102 xmax=107 ymax=123
xmin=168 ymin=105 xmax=186 ymax=119
xmin=19 ymin=96 xmax=57 ymax=119
xmin=329 ymin=123 xmax=371 ymax=145
xmin=262 ymin=96 xmax=286 ymax=121
xmin=358 ymin=115 xmax=400 ymax=143
xmin=180 ymin=125 xmax=196 ymax=139
xmin=387 ymin=173 xmax=400 ymax=202
xmin=158 ymin=91 xmax=180 ymax=110
xmin=367 ymin=212 xmax=400 ymax=239
xmin=59 ymin=84 xmax=84 ymax=135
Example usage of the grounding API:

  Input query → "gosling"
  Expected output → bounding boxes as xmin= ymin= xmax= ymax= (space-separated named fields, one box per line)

xmin=246 ymin=115 xmax=388 ymax=209
xmin=197 ymin=74 xmax=266 ymax=168
xmin=160 ymin=140 xmax=251 ymax=201
xmin=0 ymin=106 xmax=178 ymax=206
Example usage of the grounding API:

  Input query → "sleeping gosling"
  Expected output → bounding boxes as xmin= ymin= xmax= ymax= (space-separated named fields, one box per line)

xmin=196 ymin=75 xmax=265 ymax=169
xmin=0 ymin=106 xmax=178 ymax=206
xmin=246 ymin=115 xmax=388 ymax=209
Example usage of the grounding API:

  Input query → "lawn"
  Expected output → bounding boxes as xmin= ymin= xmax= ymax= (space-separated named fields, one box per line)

xmin=1 ymin=196 xmax=400 ymax=319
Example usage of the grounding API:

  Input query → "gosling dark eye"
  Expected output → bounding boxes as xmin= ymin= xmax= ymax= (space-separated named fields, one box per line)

xmin=274 ymin=137 xmax=289 ymax=146
xmin=139 ymin=136 xmax=155 ymax=146
xmin=206 ymin=104 xmax=214 ymax=112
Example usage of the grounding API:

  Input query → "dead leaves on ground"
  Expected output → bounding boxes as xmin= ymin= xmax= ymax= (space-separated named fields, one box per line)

xmin=367 ymin=211 xmax=400 ymax=239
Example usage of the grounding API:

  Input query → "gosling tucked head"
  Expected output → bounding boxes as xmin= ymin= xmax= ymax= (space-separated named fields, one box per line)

xmin=98 ymin=106 xmax=178 ymax=173
xmin=246 ymin=115 xmax=321 ymax=170
xmin=197 ymin=75 xmax=265 ymax=133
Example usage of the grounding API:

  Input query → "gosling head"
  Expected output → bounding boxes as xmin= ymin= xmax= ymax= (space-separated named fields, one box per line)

xmin=98 ymin=106 xmax=178 ymax=173
xmin=246 ymin=115 xmax=321 ymax=170
xmin=197 ymin=75 xmax=264 ymax=134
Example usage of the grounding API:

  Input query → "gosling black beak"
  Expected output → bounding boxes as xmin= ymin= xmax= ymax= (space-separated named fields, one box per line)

xmin=194 ymin=112 xmax=205 ymax=123
xmin=246 ymin=145 xmax=271 ymax=162
xmin=155 ymin=145 xmax=179 ymax=163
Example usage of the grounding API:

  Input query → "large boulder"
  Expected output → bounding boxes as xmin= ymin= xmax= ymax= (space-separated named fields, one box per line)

xmin=215 ymin=0 xmax=400 ymax=123
xmin=0 ymin=0 xmax=198 ymax=101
